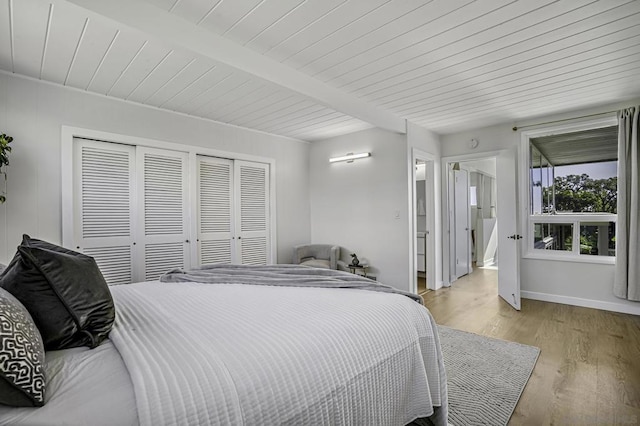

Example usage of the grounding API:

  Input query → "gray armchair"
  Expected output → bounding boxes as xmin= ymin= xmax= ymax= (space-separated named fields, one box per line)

xmin=293 ymin=244 xmax=340 ymax=270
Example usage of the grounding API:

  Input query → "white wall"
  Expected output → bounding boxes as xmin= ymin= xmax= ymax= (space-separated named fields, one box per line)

xmin=309 ymin=127 xmax=410 ymax=290
xmin=441 ymin=101 xmax=640 ymax=315
xmin=463 ymin=158 xmax=496 ymax=177
xmin=0 ymin=73 xmax=311 ymax=265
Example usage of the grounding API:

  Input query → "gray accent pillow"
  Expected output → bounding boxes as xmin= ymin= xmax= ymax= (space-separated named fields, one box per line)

xmin=0 ymin=287 xmax=46 ymax=407
xmin=0 ymin=235 xmax=115 ymax=350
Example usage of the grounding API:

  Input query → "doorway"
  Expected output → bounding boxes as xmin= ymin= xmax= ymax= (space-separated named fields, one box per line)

xmin=410 ymin=149 xmax=437 ymax=295
xmin=449 ymin=159 xmax=499 ymax=283
xmin=416 ymin=160 xmax=429 ymax=294
xmin=443 ymin=150 xmax=521 ymax=310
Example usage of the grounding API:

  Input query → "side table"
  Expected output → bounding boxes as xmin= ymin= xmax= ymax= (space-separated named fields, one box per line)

xmin=347 ymin=263 xmax=369 ymax=278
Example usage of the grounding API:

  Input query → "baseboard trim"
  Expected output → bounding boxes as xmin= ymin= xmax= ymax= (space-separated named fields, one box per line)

xmin=521 ymin=291 xmax=640 ymax=315
xmin=476 ymin=257 xmax=495 ymax=267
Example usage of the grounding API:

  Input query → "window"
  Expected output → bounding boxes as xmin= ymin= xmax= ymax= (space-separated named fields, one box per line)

xmin=533 ymin=223 xmax=573 ymax=251
xmin=469 ymin=186 xmax=477 ymax=206
xmin=525 ymin=120 xmax=618 ymax=261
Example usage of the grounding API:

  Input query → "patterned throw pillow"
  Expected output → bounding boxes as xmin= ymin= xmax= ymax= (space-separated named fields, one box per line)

xmin=0 ymin=287 xmax=46 ymax=407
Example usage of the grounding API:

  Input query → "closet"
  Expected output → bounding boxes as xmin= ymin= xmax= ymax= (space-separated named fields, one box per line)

xmin=68 ymin=137 xmax=271 ymax=285
xmin=197 ymin=156 xmax=269 ymax=267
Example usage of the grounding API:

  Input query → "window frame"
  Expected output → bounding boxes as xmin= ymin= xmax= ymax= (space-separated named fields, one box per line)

xmin=519 ymin=116 xmax=618 ymax=265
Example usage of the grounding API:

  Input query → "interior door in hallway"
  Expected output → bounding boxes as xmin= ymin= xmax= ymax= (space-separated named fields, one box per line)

xmin=453 ymin=169 xmax=471 ymax=280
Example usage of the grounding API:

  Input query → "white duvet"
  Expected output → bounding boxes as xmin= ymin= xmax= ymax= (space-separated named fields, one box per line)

xmin=0 ymin=281 xmax=447 ymax=426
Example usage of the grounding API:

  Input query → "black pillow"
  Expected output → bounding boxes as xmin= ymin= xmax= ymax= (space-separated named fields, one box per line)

xmin=0 ymin=235 xmax=115 ymax=350
xmin=0 ymin=287 xmax=46 ymax=407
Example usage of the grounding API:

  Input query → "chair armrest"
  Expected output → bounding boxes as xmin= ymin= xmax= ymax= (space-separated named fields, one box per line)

xmin=330 ymin=246 xmax=340 ymax=270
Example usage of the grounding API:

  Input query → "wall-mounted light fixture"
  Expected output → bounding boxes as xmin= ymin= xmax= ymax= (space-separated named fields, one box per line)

xmin=329 ymin=152 xmax=371 ymax=163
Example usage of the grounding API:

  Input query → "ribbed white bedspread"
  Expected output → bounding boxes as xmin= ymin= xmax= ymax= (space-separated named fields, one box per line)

xmin=109 ymin=281 xmax=447 ymax=426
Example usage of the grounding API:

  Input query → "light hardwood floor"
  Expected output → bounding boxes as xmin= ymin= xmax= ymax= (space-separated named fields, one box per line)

xmin=417 ymin=276 xmax=428 ymax=295
xmin=422 ymin=267 xmax=640 ymax=426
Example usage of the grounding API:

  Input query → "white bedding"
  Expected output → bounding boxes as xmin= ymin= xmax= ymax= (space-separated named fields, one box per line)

xmin=0 ymin=340 xmax=138 ymax=425
xmin=0 ymin=280 xmax=447 ymax=426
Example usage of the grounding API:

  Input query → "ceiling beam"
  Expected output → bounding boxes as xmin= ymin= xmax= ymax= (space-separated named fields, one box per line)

xmin=62 ymin=0 xmax=407 ymax=134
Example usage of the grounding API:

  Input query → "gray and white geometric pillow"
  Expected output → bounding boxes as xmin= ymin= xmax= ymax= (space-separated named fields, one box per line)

xmin=0 ymin=287 xmax=46 ymax=407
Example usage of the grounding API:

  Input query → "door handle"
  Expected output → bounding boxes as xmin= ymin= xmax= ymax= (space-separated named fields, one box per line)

xmin=508 ymin=234 xmax=522 ymax=240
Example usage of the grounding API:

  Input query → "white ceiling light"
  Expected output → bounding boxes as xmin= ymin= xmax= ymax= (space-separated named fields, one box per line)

xmin=329 ymin=152 xmax=371 ymax=163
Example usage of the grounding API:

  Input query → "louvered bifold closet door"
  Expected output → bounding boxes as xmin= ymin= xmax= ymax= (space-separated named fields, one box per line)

xmin=73 ymin=138 xmax=135 ymax=285
xmin=197 ymin=156 xmax=234 ymax=266
xmin=137 ymin=148 xmax=190 ymax=281
xmin=235 ymin=161 xmax=270 ymax=265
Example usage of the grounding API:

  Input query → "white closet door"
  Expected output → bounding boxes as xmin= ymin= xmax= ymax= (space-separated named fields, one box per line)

xmin=197 ymin=156 xmax=234 ymax=265
xmin=235 ymin=161 xmax=270 ymax=265
xmin=137 ymin=147 xmax=190 ymax=281
xmin=73 ymin=138 xmax=135 ymax=285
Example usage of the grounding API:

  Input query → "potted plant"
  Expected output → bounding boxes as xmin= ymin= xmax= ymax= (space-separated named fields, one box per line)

xmin=0 ymin=133 xmax=13 ymax=203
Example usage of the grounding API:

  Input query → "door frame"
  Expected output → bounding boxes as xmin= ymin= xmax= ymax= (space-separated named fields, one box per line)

xmin=441 ymin=150 xmax=503 ymax=286
xmin=409 ymin=148 xmax=437 ymax=293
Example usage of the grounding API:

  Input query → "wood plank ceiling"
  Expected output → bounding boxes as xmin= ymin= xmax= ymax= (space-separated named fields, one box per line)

xmin=1 ymin=0 xmax=640 ymax=140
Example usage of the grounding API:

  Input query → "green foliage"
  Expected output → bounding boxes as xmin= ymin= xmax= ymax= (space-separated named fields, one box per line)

xmin=0 ymin=133 xmax=11 ymax=167
xmin=580 ymin=235 xmax=593 ymax=255
xmin=542 ymin=173 xmax=617 ymax=213
xmin=0 ymin=133 xmax=12 ymax=203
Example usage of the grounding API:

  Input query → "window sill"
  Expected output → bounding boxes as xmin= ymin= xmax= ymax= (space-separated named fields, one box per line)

xmin=530 ymin=213 xmax=617 ymax=222
xmin=522 ymin=251 xmax=615 ymax=265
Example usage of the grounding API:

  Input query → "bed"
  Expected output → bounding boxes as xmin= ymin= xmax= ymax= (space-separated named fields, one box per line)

xmin=0 ymin=252 xmax=447 ymax=426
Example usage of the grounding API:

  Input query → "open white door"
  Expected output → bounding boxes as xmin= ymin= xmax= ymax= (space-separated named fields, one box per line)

xmin=496 ymin=148 xmax=521 ymax=310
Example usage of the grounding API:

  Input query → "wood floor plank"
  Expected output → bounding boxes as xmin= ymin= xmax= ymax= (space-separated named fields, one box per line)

xmin=422 ymin=267 xmax=640 ymax=425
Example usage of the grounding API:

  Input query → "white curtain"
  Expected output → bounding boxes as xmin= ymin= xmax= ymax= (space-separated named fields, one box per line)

xmin=614 ymin=106 xmax=640 ymax=301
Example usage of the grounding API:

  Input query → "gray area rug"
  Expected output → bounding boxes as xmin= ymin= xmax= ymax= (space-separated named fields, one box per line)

xmin=438 ymin=326 xmax=540 ymax=426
